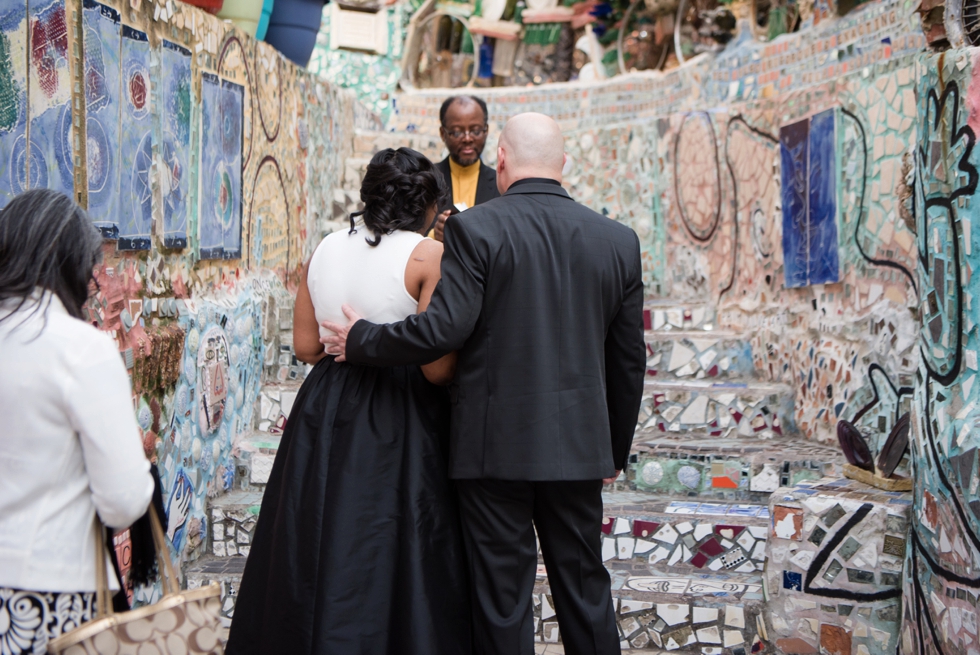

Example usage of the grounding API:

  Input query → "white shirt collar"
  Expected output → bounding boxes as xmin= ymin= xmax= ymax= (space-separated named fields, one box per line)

xmin=0 ymin=289 xmax=69 ymax=320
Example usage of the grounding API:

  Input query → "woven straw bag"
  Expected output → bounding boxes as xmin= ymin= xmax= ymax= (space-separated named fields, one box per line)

xmin=48 ymin=507 xmax=224 ymax=654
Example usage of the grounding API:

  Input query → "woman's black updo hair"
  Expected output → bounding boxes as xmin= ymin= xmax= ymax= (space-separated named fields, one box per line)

xmin=350 ymin=147 xmax=447 ymax=246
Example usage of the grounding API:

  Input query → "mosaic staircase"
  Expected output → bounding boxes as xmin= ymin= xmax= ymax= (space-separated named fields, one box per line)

xmin=532 ymin=576 xmax=766 ymax=651
xmin=526 ymin=301 xmax=842 ymax=651
xmin=184 ymin=382 xmax=297 ymax=628
xmin=183 ymin=300 xmax=846 ymax=651
xmin=525 ymin=482 xmax=776 ymax=648
xmin=639 ymin=301 xmax=793 ymax=441
xmin=533 ymin=394 xmax=844 ymax=650
xmin=572 ymin=492 xmax=769 ymax=650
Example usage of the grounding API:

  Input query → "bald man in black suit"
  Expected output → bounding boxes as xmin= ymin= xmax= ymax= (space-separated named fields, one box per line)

xmin=323 ymin=113 xmax=645 ymax=655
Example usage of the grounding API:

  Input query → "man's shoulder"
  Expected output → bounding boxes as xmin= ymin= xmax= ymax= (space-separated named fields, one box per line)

xmin=551 ymin=201 xmax=641 ymax=255
xmin=554 ymin=198 xmax=635 ymax=232
xmin=451 ymin=188 xmax=637 ymax=242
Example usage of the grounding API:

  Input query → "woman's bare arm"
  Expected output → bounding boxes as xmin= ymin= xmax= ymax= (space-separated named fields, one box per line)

xmin=294 ymin=261 xmax=327 ymax=365
xmin=405 ymin=239 xmax=458 ymax=385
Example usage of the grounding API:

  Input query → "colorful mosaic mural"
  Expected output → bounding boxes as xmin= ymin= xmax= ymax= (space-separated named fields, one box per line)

xmin=0 ymin=0 xmax=369 ymax=602
xmin=901 ymin=50 xmax=980 ymax=655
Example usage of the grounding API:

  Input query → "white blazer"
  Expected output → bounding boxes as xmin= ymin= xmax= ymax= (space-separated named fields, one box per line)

xmin=0 ymin=293 xmax=154 ymax=592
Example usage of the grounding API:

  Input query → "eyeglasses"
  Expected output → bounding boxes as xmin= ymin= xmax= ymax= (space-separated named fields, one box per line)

xmin=444 ymin=127 xmax=487 ymax=139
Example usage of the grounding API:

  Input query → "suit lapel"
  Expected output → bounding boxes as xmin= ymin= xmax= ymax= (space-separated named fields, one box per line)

xmin=437 ymin=158 xmax=455 ymax=213
xmin=475 ymin=164 xmax=499 ymax=205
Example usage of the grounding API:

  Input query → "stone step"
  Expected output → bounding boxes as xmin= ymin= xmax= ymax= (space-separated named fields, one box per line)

xmin=186 ymin=551 xmax=765 ymax=652
xmin=233 ymin=430 xmax=282 ymax=490
xmin=596 ymin=491 xmax=769 ymax=576
xmin=645 ymin=330 xmax=754 ymax=380
xmin=344 ymin=157 xmax=372 ymax=187
xmin=533 ymin=573 xmax=767 ymax=651
xmin=638 ymin=379 xmax=794 ymax=439
xmin=184 ymin=555 xmax=246 ymax=630
xmin=255 ymin=380 xmax=302 ymax=433
xmin=621 ymin=431 xmax=845 ymax=503
xmin=208 ymin=490 xmax=263 ymax=558
xmin=643 ymin=301 xmax=716 ymax=332
xmin=197 ymin=485 xmax=772 ymax=651
xmin=352 ymin=129 xmax=443 ymax=161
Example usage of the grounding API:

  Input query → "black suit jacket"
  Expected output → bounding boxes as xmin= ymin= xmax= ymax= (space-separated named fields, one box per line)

xmin=347 ymin=181 xmax=646 ymax=481
xmin=436 ymin=157 xmax=500 ymax=214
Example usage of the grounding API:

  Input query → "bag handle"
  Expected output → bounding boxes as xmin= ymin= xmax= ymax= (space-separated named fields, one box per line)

xmin=148 ymin=504 xmax=181 ymax=595
xmin=94 ymin=505 xmax=180 ymax=618
xmin=93 ymin=522 xmax=112 ymax=618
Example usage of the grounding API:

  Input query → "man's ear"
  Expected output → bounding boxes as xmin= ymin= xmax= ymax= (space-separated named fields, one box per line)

xmin=496 ymin=146 xmax=508 ymax=195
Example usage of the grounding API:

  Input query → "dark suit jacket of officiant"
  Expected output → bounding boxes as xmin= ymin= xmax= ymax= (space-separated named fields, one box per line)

xmin=346 ymin=179 xmax=646 ymax=481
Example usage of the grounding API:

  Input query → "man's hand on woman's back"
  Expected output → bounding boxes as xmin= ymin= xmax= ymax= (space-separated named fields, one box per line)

xmin=321 ymin=304 xmax=363 ymax=361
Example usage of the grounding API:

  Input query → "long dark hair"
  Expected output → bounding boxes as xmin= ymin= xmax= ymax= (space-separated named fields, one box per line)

xmin=350 ymin=147 xmax=446 ymax=246
xmin=0 ymin=189 xmax=102 ymax=323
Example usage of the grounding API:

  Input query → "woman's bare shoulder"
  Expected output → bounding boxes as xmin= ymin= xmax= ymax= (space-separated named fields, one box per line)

xmin=410 ymin=238 xmax=444 ymax=267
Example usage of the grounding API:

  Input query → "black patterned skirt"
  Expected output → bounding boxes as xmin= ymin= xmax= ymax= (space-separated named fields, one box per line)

xmin=0 ymin=587 xmax=94 ymax=655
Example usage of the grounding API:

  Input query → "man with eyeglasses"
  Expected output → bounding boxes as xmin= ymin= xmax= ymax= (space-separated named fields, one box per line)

xmin=429 ymin=95 xmax=500 ymax=242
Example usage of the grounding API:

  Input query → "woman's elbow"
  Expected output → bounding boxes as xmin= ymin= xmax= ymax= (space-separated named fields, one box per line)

xmin=423 ymin=370 xmax=453 ymax=386
xmin=422 ymin=362 xmax=456 ymax=386
xmin=96 ymin=476 xmax=154 ymax=529
xmin=295 ymin=345 xmax=326 ymax=365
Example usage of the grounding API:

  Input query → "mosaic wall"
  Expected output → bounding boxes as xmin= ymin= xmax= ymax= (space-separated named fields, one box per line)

xmin=0 ymin=0 xmax=368 ymax=589
xmin=308 ymin=2 xmax=406 ymax=122
xmin=343 ymin=0 xmax=925 ymax=451
xmin=901 ymin=49 xmax=980 ymax=655
xmin=648 ymin=57 xmax=920 ymax=446
xmin=765 ymin=478 xmax=910 ymax=655
xmin=335 ymin=3 xmax=957 ymax=645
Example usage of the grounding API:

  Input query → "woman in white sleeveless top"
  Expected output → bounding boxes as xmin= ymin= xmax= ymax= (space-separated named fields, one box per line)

xmin=228 ymin=148 xmax=471 ymax=655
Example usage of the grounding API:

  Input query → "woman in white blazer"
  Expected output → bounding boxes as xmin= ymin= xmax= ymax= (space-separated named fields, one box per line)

xmin=0 ymin=189 xmax=154 ymax=655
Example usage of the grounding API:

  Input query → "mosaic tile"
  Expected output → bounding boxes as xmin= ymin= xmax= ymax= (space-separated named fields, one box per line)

xmin=765 ymin=478 xmax=909 ymax=655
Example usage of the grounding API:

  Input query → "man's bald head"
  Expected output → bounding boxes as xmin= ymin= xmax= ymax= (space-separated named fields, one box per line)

xmin=496 ymin=113 xmax=566 ymax=192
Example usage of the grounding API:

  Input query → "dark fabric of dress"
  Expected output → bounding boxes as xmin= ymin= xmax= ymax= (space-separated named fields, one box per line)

xmin=226 ymin=357 xmax=472 ymax=655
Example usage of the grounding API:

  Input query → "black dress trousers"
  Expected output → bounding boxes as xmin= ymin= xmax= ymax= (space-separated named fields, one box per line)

xmin=455 ymin=479 xmax=620 ymax=655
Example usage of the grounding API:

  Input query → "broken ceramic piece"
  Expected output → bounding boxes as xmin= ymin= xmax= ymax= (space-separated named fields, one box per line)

xmin=876 ymin=412 xmax=910 ymax=478
xmin=837 ymin=420 xmax=873 ymax=472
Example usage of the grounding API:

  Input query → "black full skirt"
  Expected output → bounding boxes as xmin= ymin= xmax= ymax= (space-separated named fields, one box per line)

xmin=226 ymin=357 xmax=472 ymax=655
